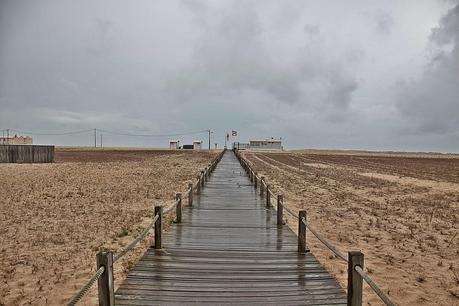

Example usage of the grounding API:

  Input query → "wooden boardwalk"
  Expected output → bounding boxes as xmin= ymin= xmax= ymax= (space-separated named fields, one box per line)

xmin=115 ymin=151 xmax=346 ymax=305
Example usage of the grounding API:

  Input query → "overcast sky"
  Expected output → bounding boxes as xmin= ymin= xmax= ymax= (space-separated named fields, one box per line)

xmin=1 ymin=0 xmax=458 ymax=151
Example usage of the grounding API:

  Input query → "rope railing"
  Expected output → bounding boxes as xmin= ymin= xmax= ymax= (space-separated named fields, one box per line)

xmin=67 ymin=266 xmax=105 ymax=306
xmin=301 ymin=217 xmax=347 ymax=262
xmin=162 ymin=198 xmax=181 ymax=215
xmin=67 ymin=149 xmax=226 ymax=306
xmin=113 ymin=214 xmax=160 ymax=262
xmin=280 ymin=200 xmax=299 ymax=220
xmin=355 ymin=266 xmax=395 ymax=306
xmin=234 ymin=148 xmax=395 ymax=306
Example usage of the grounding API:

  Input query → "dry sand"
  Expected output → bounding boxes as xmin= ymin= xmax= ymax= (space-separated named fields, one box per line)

xmin=0 ymin=147 xmax=218 ymax=305
xmin=242 ymin=150 xmax=459 ymax=306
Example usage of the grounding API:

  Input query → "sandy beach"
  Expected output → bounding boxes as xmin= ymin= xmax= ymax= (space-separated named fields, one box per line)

xmin=0 ymin=148 xmax=218 ymax=305
xmin=242 ymin=150 xmax=459 ymax=306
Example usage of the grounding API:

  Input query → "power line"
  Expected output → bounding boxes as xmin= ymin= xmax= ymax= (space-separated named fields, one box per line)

xmin=97 ymin=128 xmax=209 ymax=137
xmin=9 ymin=129 xmax=94 ymax=136
xmin=4 ymin=128 xmax=211 ymax=139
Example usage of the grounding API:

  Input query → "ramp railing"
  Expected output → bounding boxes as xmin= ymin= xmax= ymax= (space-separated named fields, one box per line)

xmin=234 ymin=149 xmax=395 ymax=306
xmin=67 ymin=150 xmax=225 ymax=306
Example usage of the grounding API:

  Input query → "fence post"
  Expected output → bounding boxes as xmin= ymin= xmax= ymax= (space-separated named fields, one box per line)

xmin=196 ymin=175 xmax=201 ymax=194
xmin=188 ymin=183 xmax=193 ymax=206
xmin=277 ymin=195 xmax=284 ymax=226
xmin=96 ymin=251 xmax=114 ymax=306
xmin=201 ymin=171 xmax=205 ymax=187
xmin=175 ymin=193 xmax=182 ymax=223
xmin=266 ymin=185 xmax=271 ymax=208
xmin=298 ymin=210 xmax=307 ymax=253
xmin=154 ymin=206 xmax=162 ymax=249
xmin=254 ymin=172 xmax=258 ymax=189
xmin=347 ymin=252 xmax=364 ymax=306
xmin=260 ymin=177 xmax=265 ymax=196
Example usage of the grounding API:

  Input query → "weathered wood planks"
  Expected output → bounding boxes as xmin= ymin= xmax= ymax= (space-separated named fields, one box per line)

xmin=0 ymin=145 xmax=54 ymax=163
xmin=115 ymin=151 xmax=345 ymax=305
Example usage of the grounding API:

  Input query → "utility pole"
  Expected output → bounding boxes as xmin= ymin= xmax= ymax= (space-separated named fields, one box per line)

xmin=100 ymin=134 xmax=103 ymax=148
xmin=6 ymin=129 xmax=9 ymax=145
xmin=208 ymin=129 xmax=211 ymax=150
xmin=94 ymin=128 xmax=97 ymax=148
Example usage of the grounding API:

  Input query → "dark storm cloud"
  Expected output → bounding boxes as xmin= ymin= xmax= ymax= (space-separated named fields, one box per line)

xmin=397 ymin=3 xmax=459 ymax=134
xmin=167 ymin=1 xmax=358 ymax=114
xmin=0 ymin=0 xmax=457 ymax=150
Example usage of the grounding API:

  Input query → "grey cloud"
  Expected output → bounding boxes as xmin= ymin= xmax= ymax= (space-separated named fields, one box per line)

xmin=166 ymin=2 xmax=358 ymax=115
xmin=304 ymin=24 xmax=320 ymax=36
xmin=397 ymin=3 xmax=459 ymax=134
xmin=0 ymin=0 xmax=456 ymax=151
xmin=373 ymin=9 xmax=394 ymax=35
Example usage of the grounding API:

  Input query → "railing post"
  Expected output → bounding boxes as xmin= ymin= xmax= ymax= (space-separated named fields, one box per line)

xmin=347 ymin=252 xmax=364 ymax=306
xmin=254 ymin=172 xmax=258 ymax=189
xmin=204 ymin=167 xmax=208 ymax=181
xmin=96 ymin=251 xmax=114 ymax=306
xmin=260 ymin=177 xmax=265 ymax=196
xmin=266 ymin=185 xmax=271 ymax=208
xmin=298 ymin=210 xmax=307 ymax=253
xmin=188 ymin=183 xmax=193 ymax=206
xmin=201 ymin=171 xmax=205 ymax=187
xmin=196 ymin=175 xmax=201 ymax=194
xmin=277 ymin=194 xmax=283 ymax=226
xmin=154 ymin=206 xmax=162 ymax=249
xmin=175 ymin=193 xmax=182 ymax=223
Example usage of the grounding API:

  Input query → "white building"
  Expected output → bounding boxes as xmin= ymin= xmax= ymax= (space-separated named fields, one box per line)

xmin=193 ymin=140 xmax=202 ymax=150
xmin=0 ymin=135 xmax=33 ymax=145
xmin=233 ymin=138 xmax=283 ymax=150
xmin=249 ymin=138 xmax=282 ymax=150
xmin=169 ymin=140 xmax=179 ymax=150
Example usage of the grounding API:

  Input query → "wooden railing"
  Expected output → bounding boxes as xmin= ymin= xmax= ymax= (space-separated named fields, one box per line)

xmin=233 ymin=149 xmax=395 ymax=306
xmin=67 ymin=149 xmax=226 ymax=306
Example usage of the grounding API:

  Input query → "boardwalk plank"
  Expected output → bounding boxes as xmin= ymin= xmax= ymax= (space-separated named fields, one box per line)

xmin=115 ymin=151 xmax=345 ymax=305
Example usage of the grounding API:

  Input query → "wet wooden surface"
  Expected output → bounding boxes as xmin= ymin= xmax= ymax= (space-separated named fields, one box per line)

xmin=115 ymin=151 xmax=346 ymax=305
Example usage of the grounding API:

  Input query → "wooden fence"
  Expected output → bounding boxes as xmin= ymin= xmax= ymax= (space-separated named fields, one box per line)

xmin=0 ymin=145 xmax=54 ymax=163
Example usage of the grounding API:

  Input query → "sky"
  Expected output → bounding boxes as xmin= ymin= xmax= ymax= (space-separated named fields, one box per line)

xmin=0 ymin=0 xmax=458 ymax=151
